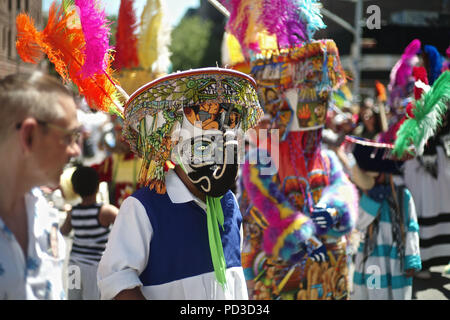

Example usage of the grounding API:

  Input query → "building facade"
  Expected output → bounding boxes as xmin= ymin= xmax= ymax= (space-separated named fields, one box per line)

xmin=0 ymin=0 xmax=43 ymax=77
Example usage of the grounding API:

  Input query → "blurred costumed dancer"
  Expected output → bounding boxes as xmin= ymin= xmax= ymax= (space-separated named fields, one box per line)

xmin=346 ymin=136 xmax=421 ymax=299
xmin=391 ymin=43 xmax=450 ymax=277
xmin=220 ymin=0 xmax=358 ymax=300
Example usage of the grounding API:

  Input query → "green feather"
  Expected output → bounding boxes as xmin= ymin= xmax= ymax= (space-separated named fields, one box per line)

xmin=393 ymin=71 xmax=450 ymax=157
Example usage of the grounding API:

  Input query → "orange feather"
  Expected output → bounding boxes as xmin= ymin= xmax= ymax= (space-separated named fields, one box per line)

xmin=375 ymin=80 xmax=387 ymax=103
xmin=16 ymin=2 xmax=123 ymax=116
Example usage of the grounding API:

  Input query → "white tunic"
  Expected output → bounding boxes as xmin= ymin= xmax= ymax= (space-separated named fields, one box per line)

xmin=97 ymin=170 xmax=248 ymax=300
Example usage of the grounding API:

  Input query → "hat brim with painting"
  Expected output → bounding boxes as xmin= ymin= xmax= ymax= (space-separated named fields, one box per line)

xmin=122 ymin=67 xmax=264 ymax=194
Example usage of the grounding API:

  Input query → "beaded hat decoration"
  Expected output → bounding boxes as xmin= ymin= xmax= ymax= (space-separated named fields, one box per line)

xmin=123 ymin=67 xmax=263 ymax=194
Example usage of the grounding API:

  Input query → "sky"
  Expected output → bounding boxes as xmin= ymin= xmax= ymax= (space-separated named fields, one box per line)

xmin=42 ymin=0 xmax=200 ymax=27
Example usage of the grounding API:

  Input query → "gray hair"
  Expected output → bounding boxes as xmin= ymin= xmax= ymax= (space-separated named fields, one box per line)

xmin=0 ymin=71 xmax=74 ymax=140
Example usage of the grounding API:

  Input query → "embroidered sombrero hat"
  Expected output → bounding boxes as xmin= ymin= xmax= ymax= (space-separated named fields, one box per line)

xmin=123 ymin=67 xmax=264 ymax=194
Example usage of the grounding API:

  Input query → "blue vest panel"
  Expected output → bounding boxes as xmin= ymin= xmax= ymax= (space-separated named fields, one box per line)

xmin=134 ymin=187 xmax=242 ymax=286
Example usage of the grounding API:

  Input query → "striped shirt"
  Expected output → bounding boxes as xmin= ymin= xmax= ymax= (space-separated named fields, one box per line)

xmin=352 ymin=189 xmax=421 ymax=300
xmin=70 ymin=204 xmax=110 ymax=266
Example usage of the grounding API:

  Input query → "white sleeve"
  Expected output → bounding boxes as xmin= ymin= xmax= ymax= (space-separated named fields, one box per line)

xmin=97 ymin=196 xmax=152 ymax=300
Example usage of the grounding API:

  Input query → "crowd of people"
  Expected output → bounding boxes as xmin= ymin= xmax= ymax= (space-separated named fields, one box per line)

xmin=1 ymin=0 xmax=449 ymax=301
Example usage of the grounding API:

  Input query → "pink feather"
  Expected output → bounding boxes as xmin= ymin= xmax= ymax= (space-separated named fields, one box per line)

xmin=261 ymin=0 xmax=307 ymax=48
xmin=75 ymin=0 xmax=112 ymax=78
xmin=389 ymin=39 xmax=421 ymax=89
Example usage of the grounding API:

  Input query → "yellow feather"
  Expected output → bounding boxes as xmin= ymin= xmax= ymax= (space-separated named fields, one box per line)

xmin=138 ymin=0 xmax=171 ymax=73
xmin=225 ymin=33 xmax=245 ymax=65
xmin=138 ymin=0 xmax=161 ymax=70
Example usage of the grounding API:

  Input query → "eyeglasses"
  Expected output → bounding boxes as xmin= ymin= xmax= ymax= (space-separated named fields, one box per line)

xmin=16 ymin=119 xmax=83 ymax=146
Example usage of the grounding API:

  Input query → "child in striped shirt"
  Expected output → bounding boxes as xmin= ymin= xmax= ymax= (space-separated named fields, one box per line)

xmin=60 ymin=165 xmax=118 ymax=300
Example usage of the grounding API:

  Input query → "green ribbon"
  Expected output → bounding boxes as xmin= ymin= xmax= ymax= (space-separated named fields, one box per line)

xmin=206 ymin=195 xmax=227 ymax=289
xmin=174 ymin=154 xmax=227 ymax=288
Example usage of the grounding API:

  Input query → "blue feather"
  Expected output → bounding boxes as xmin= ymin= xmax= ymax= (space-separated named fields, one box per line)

xmin=424 ymin=45 xmax=443 ymax=85
xmin=299 ymin=0 xmax=326 ymax=41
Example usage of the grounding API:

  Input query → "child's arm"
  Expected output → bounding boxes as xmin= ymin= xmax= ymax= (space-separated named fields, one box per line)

xmin=98 ymin=203 xmax=119 ymax=227
xmin=403 ymin=188 xmax=422 ymax=276
xmin=60 ymin=212 xmax=72 ymax=236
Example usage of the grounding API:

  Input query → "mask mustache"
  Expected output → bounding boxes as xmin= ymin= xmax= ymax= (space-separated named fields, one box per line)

xmin=187 ymin=161 xmax=238 ymax=197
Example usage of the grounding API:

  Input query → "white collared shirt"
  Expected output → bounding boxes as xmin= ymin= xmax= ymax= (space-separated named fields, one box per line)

xmin=0 ymin=188 xmax=66 ymax=300
xmin=97 ymin=170 xmax=248 ymax=300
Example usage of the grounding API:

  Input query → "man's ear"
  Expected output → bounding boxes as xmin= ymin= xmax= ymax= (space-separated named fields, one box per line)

xmin=19 ymin=118 xmax=38 ymax=154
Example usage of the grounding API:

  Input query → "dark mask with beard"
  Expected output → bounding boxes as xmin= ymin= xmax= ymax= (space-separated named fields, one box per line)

xmin=175 ymin=130 xmax=239 ymax=197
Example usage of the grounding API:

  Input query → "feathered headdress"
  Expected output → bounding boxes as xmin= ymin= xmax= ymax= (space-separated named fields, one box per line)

xmin=375 ymin=80 xmax=387 ymax=103
xmin=388 ymin=39 xmax=421 ymax=110
xmin=442 ymin=46 xmax=450 ymax=72
xmin=16 ymin=1 xmax=123 ymax=116
xmin=114 ymin=0 xmax=139 ymax=71
xmin=221 ymin=32 xmax=251 ymax=73
xmin=412 ymin=66 xmax=429 ymax=101
xmin=423 ymin=45 xmax=444 ymax=85
xmin=378 ymin=67 xmax=427 ymax=145
xmin=69 ymin=0 xmax=112 ymax=78
xmin=392 ymin=70 xmax=450 ymax=158
xmin=221 ymin=0 xmax=326 ymax=55
xmin=138 ymin=0 xmax=172 ymax=75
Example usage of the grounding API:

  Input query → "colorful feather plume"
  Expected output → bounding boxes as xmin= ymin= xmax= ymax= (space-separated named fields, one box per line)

xmin=138 ymin=0 xmax=172 ymax=74
xmin=375 ymin=80 xmax=386 ymax=102
xmin=16 ymin=2 xmax=122 ymax=116
xmin=299 ymin=0 xmax=326 ymax=41
xmin=224 ymin=0 xmax=263 ymax=52
xmin=412 ymin=66 xmax=429 ymax=100
xmin=388 ymin=39 xmax=421 ymax=109
xmin=423 ymin=45 xmax=443 ymax=85
xmin=442 ymin=46 xmax=450 ymax=72
xmin=222 ymin=0 xmax=325 ymax=54
xmin=393 ymin=71 xmax=450 ymax=157
xmin=73 ymin=0 xmax=112 ymax=78
xmin=260 ymin=0 xmax=305 ymax=49
xmin=114 ymin=0 xmax=139 ymax=71
xmin=389 ymin=39 xmax=421 ymax=89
